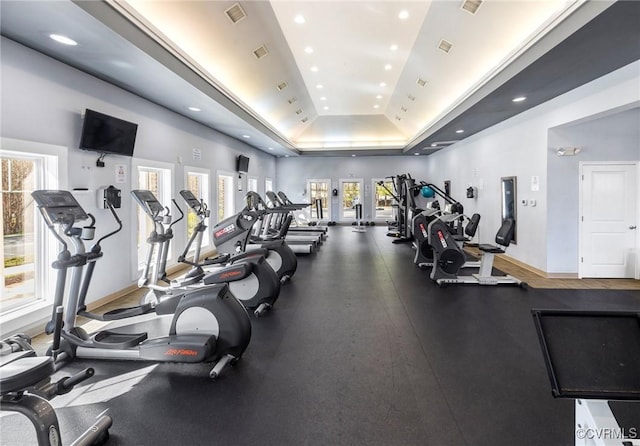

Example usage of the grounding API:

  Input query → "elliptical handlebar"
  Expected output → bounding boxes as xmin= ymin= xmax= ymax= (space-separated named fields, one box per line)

xmin=169 ymin=198 xmax=185 ymax=230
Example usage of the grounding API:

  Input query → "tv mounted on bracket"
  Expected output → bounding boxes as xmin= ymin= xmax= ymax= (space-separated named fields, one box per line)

xmin=236 ymin=155 xmax=250 ymax=174
xmin=79 ymin=109 xmax=138 ymax=157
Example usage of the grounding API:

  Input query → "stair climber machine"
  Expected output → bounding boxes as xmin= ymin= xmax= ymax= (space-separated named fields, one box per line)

xmin=245 ymin=191 xmax=315 ymax=255
xmin=1 ymin=330 xmax=112 ymax=446
xmin=178 ymin=189 xmax=296 ymax=285
xmin=131 ymin=189 xmax=280 ymax=316
xmin=427 ymin=216 xmax=527 ymax=288
xmin=31 ymin=189 xmax=252 ymax=379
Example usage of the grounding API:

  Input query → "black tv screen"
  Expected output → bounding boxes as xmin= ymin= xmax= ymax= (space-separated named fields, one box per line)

xmin=237 ymin=155 xmax=250 ymax=173
xmin=79 ymin=109 xmax=138 ymax=156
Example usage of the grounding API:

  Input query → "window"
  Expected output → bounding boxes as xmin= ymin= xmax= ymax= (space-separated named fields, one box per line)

xmin=185 ymin=169 xmax=210 ymax=251
xmin=373 ymin=179 xmax=394 ymax=221
xmin=217 ymin=172 xmax=235 ymax=222
xmin=247 ymin=177 xmax=258 ymax=193
xmin=1 ymin=139 xmax=64 ymax=325
xmin=265 ymin=178 xmax=273 ymax=193
xmin=134 ymin=160 xmax=172 ymax=271
xmin=340 ymin=179 xmax=363 ymax=221
xmin=307 ymin=179 xmax=330 ymax=221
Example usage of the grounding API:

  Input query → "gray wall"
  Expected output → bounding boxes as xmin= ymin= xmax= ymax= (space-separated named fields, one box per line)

xmin=547 ymin=106 xmax=640 ymax=272
xmin=0 ymin=37 xmax=276 ymax=317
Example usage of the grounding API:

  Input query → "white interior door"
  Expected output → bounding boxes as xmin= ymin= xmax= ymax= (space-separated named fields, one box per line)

xmin=580 ymin=163 xmax=637 ymax=278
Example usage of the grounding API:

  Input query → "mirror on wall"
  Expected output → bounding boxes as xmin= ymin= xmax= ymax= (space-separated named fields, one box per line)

xmin=501 ymin=176 xmax=517 ymax=244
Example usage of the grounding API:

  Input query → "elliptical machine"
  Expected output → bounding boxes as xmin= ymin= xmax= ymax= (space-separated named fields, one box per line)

xmin=132 ymin=189 xmax=280 ymax=316
xmin=31 ymin=189 xmax=251 ymax=379
xmin=1 ymin=328 xmax=112 ymax=446
xmin=179 ymin=189 xmax=296 ymax=284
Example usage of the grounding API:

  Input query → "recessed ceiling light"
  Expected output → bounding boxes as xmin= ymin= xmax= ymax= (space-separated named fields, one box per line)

xmin=512 ymin=96 xmax=527 ymax=102
xmin=373 ymin=104 xmax=380 ymax=109
xmin=323 ymin=106 xmax=329 ymax=110
xmin=316 ymin=84 xmax=323 ymax=89
xmin=390 ymin=44 xmax=398 ymax=51
xmin=455 ymin=129 xmax=464 ymax=134
xmin=379 ymin=82 xmax=387 ymax=87
xmin=414 ymin=153 xmax=420 ymax=156
xmin=431 ymin=143 xmax=438 ymax=147
xmin=376 ymin=95 xmax=383 ymax=99
xmin=320 ymin=96 xmax=327 ymax=101
xmin=384 ymin=64 xmax=392 ymax=71
xmin=268 ymin=147 xmax=274 ymax=151
xmin=304 ymin=46 xmax=314 ymax=54
xmin=294 ymin=14 xmax=305 ymax=24
xmin=398 ymin=10 xmax=409 ymax=20
xmin=285 ymin=155 xmax=290 ymax=157
xmin=351 ymin=154 xmax=356 ymax=157
xmin=242 ymin=134 xmax=251 ymax=138
xmin=188 ymin=106 xmax=201 ymax=112
xmin=310 ymin=66 xmax=319 ymax=72
xmin=49 ymin=34 xmax=77 ymax=46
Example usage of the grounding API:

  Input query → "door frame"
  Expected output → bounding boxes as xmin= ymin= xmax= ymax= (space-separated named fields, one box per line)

xmin=339 ymin=178 xmax=363 ymax=222
xmin=578 ymin=161 xmax=638 ymax=279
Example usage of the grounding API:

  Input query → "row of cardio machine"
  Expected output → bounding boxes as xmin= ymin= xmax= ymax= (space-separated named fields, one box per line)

xmin=404 ymin=181 xmax=527 ymax=288
xmin=0 ymin=187 xmax=328 ymax=445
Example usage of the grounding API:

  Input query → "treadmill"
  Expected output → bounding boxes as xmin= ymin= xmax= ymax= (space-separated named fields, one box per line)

xmin=532 ymin=309 xmax=640 ymax=446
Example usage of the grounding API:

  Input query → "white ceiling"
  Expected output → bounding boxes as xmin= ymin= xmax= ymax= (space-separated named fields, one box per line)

xmin=114 ymin=0 xmax=577 ymax=152
xmin=2 ymin=0 xmax=635 ymax=157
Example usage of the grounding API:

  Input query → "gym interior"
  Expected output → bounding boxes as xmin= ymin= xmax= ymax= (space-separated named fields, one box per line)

xmin=1 ymin=1 xmax=639 ymax=445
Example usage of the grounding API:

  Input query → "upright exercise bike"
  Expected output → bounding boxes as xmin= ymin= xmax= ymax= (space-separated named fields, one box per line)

xmin=31 ymin=189 xmax=251 ymax=379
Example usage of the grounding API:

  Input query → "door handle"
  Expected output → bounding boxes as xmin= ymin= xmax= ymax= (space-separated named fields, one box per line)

xmin=630 ymin=225 xmax=637 ymax=230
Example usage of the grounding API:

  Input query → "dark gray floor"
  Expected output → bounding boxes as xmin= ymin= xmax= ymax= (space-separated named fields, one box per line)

xmin=2 ymin=226 xmax=639 ymax=445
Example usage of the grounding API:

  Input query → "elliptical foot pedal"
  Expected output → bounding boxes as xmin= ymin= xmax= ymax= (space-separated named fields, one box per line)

xmin=92 ymin=330 xmax=148 ymax=349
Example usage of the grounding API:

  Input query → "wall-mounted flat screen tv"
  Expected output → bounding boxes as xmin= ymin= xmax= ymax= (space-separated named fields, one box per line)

xmin=79 ymin=109 xmax=138 ymax=156
xmin=237 ymin=155 xmax=250 ymax=173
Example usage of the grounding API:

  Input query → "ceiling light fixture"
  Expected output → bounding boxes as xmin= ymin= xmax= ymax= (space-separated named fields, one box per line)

xmin=323 ymin=106 xmax=329 ymax=110
xmin=384 ymin=64 xmax=392 ymax=71
xmin=320 ymin=96 xmax=327 ymax=101
xmin=376 ymin=95 xmax=383 ymax=99
xmin=268 ymin=147 xmax=274 ymax=151
xmin=188 ymin=106 xmax=201 ymax=112
xmin=379 ymin=82 xmax=387 ymax=87
xmin=316 ymin=84 xmax=323 ymax=89
xmin=455 ymin=129 xmax=464 ymax=134
xmin=294 ymin=14 xmax=305 ymax=24
xmin=373 ymin=104 xmax=380 ymax=109
xmin=242 ymin=134 xmax=251 ymax=138
xmin=351 ymin=154 xmax=356 ymax=157
xmin=414 ymin=153 xmax=420 ymax=156
xmin=310 ymin=66 xmax=319 ymax=72
xmin=512 ymin=96 xmax=527 ymax=102
xmin=304 ymin=46 xmax=314 ymax=54
xmin=49 ymin=34 xmax=77 ymax=46
xmin=390 ymin=44 xmax=398 ymax=51
xmin=398 ymin=10 xmax=409 ymax=20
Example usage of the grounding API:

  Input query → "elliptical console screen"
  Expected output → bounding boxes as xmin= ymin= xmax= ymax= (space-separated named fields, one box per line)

xmin=31 ymin=190 xmax=89 ymax=223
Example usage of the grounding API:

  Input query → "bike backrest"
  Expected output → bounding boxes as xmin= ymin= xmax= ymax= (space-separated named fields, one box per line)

xmin=465 ymin=213 xmax=481 ymax=238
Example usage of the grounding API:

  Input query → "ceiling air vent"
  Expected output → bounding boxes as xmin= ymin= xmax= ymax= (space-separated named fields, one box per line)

xmin=295 ymin=109 xmax=303 ymax=115
xmin=395 ymin=115 xmax=402 ymax=121
xmin=225 ymin=3 xmax=247 ymax=24
xmin=461 ymin=0 xmax=482 ymax=14
xmin=253 ymin=45 xmax=268 ymax=59
xmin=301 ymin=117 xmax=309 ymax=123
xmin=287 ymin=97 xmax=297 ymax=104
xmin=407 ymin=94 xmax=416 ymax=101
xmin=416 ymin=78 xmax=427 ymax=87
xmin=276 ymin=81 xmax=288 ymax=91
xmin=401 ymin=106 xmax=408 ymax=112
xmin=438 ymin=39 xmax=453 ymax=54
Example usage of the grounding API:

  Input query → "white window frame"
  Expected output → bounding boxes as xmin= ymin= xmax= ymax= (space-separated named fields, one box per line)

xmin=217 ymin=170 xmax=236 ymax=223
xmin=0 ymin=138 xmax=67 ymax=336
xmin=339 ymin=178 xmax=364 ymax=222
xmin=132 ymin=158 xmax=174 ymax=281
xmin=306 ymin=178 xmax=331 ymax=222
xmin=372 ymin=178 xmax=395 ymax=223
xmin=247 ymin=176 xmax=259 ymax=193
xmin=184 ymin=166 xmax=211 ymax=254
xmin=265 ymin=177 xmax=273 ymax=193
